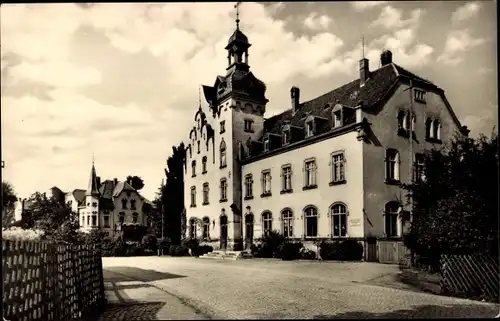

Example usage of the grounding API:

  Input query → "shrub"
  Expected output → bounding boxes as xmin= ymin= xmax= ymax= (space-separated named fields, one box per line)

xmin=279 ymin=242 xmax=303 ymax=261
xmin=250 ymin=243 xmax=262 ymax=257
xmin=2 ymin=227 xmax=44 ymax=241
xmin=319 ymin=241 xmax=341 ymax=260
xmin=300 ymin=248 xmax=317 ymax=260
xmin=169 ymin=245 xmax=188 ymax=256
xmin=196 ymin=245 xmax=213 ymax=256
xmin=319 ymin=240 xmax=364 ymax=261
xmin=182 ymin=238 xmax=199 ymax=251
xmin=142 ymin=234 xmax=158 ymax=252
xmin=256 ymin=230 xmax=286 ymax=258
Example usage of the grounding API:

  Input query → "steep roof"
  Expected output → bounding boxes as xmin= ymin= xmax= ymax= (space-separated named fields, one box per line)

xmin=112 ymin=181 xmax=136 ymax=198
xmin=262 ymin=63 xmax=437 ymax=136
xmin=72 ymin=189 xmax=86 ymax=204
xmin=86 ymin=163 xmax=100 ymax=196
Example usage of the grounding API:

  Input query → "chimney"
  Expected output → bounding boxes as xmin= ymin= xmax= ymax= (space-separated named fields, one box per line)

xmin=114 ymin=178 xmax=118 ymax=185
xmin=96 ymin=176 xmax=101 ymax=189
xmin=359 ymin=58 xmax=369 ymax=87
xmin=291 ymin=86 xmax=300 ymax=115
xmin=380 ymin=50 xmax=393 ymax=66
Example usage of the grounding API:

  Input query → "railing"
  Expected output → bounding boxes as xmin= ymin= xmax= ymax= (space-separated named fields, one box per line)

xmin=2 ymin=240 xmax=106 ymax=321
xmin=440 ymin=254 xmax=499 ymax=303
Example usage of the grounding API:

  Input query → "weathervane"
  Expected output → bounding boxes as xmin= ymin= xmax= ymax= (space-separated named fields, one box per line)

xmin=234 ymin=2 xmax=241 ymax=30
xmin=92 ymin=152 xmax=95 ymax=165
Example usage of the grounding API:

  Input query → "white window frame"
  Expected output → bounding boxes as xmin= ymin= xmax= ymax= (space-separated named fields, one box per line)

xmin=263 ymin=137 xmax=270 ymax=152
xmin=190 ymin=186 xmax=196 ymax=206
xmin=385 ymin=202 xmax=400 ymax=237
xmin=282 ymin=209 xmax=294 ymax=238
xmin=304 ymin=206 xmax=318 ymax=238
xmin=220 ymin=178 xmax=228 ymax=201
xmin=245 ymin=175 xmax=253 ymax=198
xmin=261 ymin=170 xmax=271 ymax=194
xmin=202 ymin=183 xmax=209 ymax=204
xmin=304 ymin=159 xmax=317 ymax=187
xmin=262 ymin=211 xmax=272 ymax=234
xmin=220 ymin=140 xmax=227 ymax=167
xmin=331 ymin=203 xmax=348 ymax=237
xmin=331 ymin=151 xmax=346 ymax=183
xmin=281 ymin=165 xmax=292 ymax=191
xmin=305 ymin=120 xmax=314 ymax=137
xmin=282 ymin=129 xmax=291 ymax=145
xmin=385 ymin=149 xmax=400 ymax=181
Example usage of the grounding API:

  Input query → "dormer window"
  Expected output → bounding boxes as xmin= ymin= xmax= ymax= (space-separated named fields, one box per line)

xmin=244 ymin=119 xmax=254 ymax=133
xmin=305 ymin=120 xmax=314 ymax=138
xmin=263 ymin=137 xmax=270 ymax=152
xmin=282 ymin=127 xmax=291 ymax=145
xmin=414 ymin=89 xmax=426 ymax=103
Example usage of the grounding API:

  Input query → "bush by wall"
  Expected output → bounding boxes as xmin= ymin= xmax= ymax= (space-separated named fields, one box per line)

xmin=278 ymin=242 xmax=304 ymax=261
xmin=300 ymin=248 xmax=317 ymax=260
xmin=169 ymin=245 xmax=189 ymax=256
xmin=196 ymin=245 xmax=213 ymax=256
xmin=319 ymin=240 xmax=364 ymax=261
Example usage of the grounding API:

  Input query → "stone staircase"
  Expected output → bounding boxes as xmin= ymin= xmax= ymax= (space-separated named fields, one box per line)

xmin=199 ymin=250 xmax=253 ymax=260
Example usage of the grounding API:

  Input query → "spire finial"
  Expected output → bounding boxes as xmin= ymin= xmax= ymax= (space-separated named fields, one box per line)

xmin=361 ymin=34 xmax=365 ymax=59
xmin=92 ymin=152 xmax=95 ymax=166
xmin=234 ymin=2 xmax=241 ymax=30
xmin=198 ymin=85 xmax=201 ymax=108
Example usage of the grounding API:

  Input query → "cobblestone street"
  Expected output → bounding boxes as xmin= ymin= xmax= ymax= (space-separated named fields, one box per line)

xmin=99 ymin=257 xmax=499 ymax=319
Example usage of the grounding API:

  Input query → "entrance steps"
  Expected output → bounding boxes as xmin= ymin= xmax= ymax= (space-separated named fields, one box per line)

xmin=199 ymin=250 xmax=253 ymax=260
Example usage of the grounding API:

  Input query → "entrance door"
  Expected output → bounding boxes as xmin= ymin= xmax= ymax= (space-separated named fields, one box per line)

xmin=220 ymin=215 xmax=228 ymax=250
xmin=245 ymin=214 xmax=254 ymax=250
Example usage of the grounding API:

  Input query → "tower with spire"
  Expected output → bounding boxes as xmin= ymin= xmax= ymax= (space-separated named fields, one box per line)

xmin=85 ymin=157 xmax=100 ymax=229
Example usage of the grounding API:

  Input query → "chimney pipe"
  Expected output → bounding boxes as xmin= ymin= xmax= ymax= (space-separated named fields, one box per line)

xmin=291 ymin=87 xmax=300 ymax=115
xmin=380 ymin=50 xmax=393 ymax=66
xmin=359 ymin=58 xmax=369 ymax=87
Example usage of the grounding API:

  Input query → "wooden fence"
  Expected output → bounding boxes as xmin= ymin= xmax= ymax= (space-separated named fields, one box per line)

xmin=2 ymin=240 xmax=107 ymax=321
xmin=440 ymin=254 xmax=500 ymax=303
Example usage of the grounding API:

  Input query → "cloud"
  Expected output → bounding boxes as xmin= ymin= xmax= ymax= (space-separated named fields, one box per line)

xmin=451 ymin=2 xmax=481 ymax=24
xmin=303 ymin=13 xmax=332 ymax=31
xmin=351 ymin=2 xmax=388 ymax=11
xmin=437 ymin=29 xmax=486 ymax=66
xmin=371 ymin=6 xmax=424 ymax=30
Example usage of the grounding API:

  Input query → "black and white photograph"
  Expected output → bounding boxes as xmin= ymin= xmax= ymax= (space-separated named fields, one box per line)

xmin=1 ymin=1 xmax=498 ymax=320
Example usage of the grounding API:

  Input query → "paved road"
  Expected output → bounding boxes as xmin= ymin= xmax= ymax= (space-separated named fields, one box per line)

xmin=101 ymin=257 xmax=499 ymax=319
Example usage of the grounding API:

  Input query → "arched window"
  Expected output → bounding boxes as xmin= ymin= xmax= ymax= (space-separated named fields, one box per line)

xmin=385 ymin=149 xmax=400 ymax=182
xmin=202 ymin=217 xmax=210 ymax=239
xmin=132 ymin=212 xmax=138 ymax=224
xmin=397 ymin=110 xmax=407 ymax=130
xmin=425 ymin=118 xmax=434 ymax=139
xmin=385 ymin=201 xmax=400 ymax=237
xmin=433 ymin=119 xmax=441 ymax=140
xmin=281 ymin=209 xmax=293 ymax=238
xmin=189 ymin=218 xmax=197 ymax=239
xmin=262 ymin=211 xmax=272 ymax=235
xmin=304 ymin=206 xmax=318 ymax=237
xmin=202 ymin=156 xmax=207 ymax=173
xmin=202 ymin=183 xmax=209 ymax=204
xmin=331 ymin=203 xmax=347 ymax=237
xmin=119 ymin=212 xmax=125 ymax=224
xmin=220 ymin=139 xmax=227 ymax=168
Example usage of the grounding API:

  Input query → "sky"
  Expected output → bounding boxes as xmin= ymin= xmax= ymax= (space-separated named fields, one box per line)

xmin=1 ymin=2 xmax=497 ymax=201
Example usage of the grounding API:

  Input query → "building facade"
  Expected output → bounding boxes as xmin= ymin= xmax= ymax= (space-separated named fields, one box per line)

xmin=183 ymin=21 xmax=469 ymax=252
xmin=66 ymin=162 xmax=150 ymax=235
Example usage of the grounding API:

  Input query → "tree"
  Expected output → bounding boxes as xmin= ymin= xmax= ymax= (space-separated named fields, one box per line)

xmin=126 ymin=175 xmax=145 ymax=191
xmin=155 ymin=143 xmax=186 ymax=245
xmin=402 ymin=133 xmax=499 ymax=265
xmin=2 ymin=181 xmax=17 ymax=229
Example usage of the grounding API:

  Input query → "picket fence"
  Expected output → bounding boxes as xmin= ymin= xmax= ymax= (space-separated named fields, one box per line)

xmin=2 ymin=240 xmax=107 ymax=321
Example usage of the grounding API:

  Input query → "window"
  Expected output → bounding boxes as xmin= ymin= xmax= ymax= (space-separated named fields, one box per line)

xmin=189 ymin=146 xmax=192 ymax=158
xmin=331 ymin=203 xmax=347 ymax=237
xmin=244 ymin=119 xmax=254 ymax=132
xmin=263 ymin=137 xmax=270 ymax=152
xmin=92 ymin=202 xmax=97 ymax=207
xmin=220 ymin=120 xmax=226 ymax=134
xmin=262 ymin=211 xmax=272 ymax=235
xmin=92 ymin=215 xmax=97 ymax=226
xmin=220 ymin=140 xmax=227 ymax=168
xmin=245 ymin=175 xmax=253 ymax=199
xmin=385 ymin=149 xmax=400 ymax=182
xmin=433 ymin=119 xmax=441 ymax=140
xmin=132 ymin=212 xmax=138 ymax=224
xmin=414 ymin=153 xmax=426 ymax=182
xmin=282 ymin=209 xmax=293 ymax=238
xmin=331 ymin=152 xmax=345 ymax=184
xmin=333 ymin=110 xmax=343 ymax=128
xmin=119 ymin=212 xmax=125 ymax=224
xmin=191 ymin=160 xmax=197 ymax=177
xmin=397 ymin=110 xmax=408 ymax=130
xmin=220 ymin=178 xmax=228 ymax=201
xmin=282 ymin=128 xmax=291 ymax=145
xmin=87 ymin=215 xmax=90 ymax=226
xmin=411 ymin=114 xmax=416 ymax=132
xmin=385 ymin=202 xmax=400 ymax=237
xmin=281 ymin=165 xmax=292 ymax=191
xmin=202 ymin=156 xmax=207 ymax=174
xmin=305 ymin=120 xmax=314 ymax=137
xmin=202 ymin=217 xmax=210 ymax=239
xmin=121 ymin=199 xmax=127 ymax=209
xmin=190 ymin=186 xmax=196 ymax=207
xmin=103 ymin=215 xmax=110 ymax=228
xmin=304 ymin=206 xmax=318 ymax=238
xmin=203 ymin=183 xmax=209 ymax=204
xmin=304 ymin=159 xmax=317 ymax=188
xmin=261 ymin=170 xmax=271 ymax=195
xmin=425 ymin=118 xmax=434 ymax=139
xmin=414 ymin=89 xmax=426 ymax=103
xmin=189 ymin=218 xmax=196 ymax=239
xmin=130 ymin=199 xmax=136 ymax=210
xmin=68 ymin=200 xmax=73 ymax=207
xmin=197 ymin=141 xmax=200 ymax=154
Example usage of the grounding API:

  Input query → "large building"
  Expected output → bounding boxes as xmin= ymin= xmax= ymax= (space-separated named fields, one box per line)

xmin=66 ymin=162 xmax=150 ymax=235
xmin=183 ymin=18 xmax=469 ymax=254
